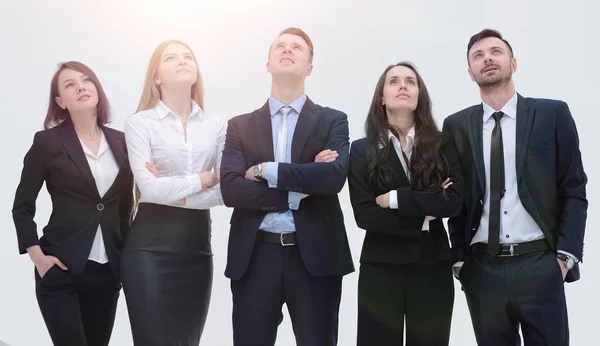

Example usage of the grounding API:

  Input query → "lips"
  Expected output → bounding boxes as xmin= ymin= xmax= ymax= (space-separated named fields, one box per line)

xmin=280 ymin=57 xmax=295 ymax=64
xmin=78 ymin=94 xmax=90 ymax=101
xmin=395 ymin=92 xmax=410 ymax=99
xmin=483 ymin=65 xmax=499 ymax=73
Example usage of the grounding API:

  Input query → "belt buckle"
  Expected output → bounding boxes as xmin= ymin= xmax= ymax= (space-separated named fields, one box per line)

xmin=280 ymin=232 xmax=295 ymax=246
xmin=497 ymin=244 xmax=518 ymax=257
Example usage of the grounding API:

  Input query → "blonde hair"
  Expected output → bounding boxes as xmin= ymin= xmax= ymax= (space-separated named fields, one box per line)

xmin=137 ymin=39 xmax=204 ymax=112
xmin=132 ymin=40 xmax=204 ymax=217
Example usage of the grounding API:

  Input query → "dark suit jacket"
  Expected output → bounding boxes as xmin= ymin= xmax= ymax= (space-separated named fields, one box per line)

xmin=220 ymin=97 xmax=355 ymax=280
xmin=442 ymin=94 xmax=588 ymax=282
xmin=348 ymin=133 xmax=464 ymax=265
xmin=12 ymin=118 xmax=134 ymax=277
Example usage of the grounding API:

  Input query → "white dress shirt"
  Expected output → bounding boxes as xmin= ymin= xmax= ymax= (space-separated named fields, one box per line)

xmin=125 ymin=100 xmax=225 ymax=209
xmin=386 ymin=127 xmax=429 ymax=231
xmin=471 ymin=92 xmax=545 ymax=246
xmin=79 ymin=131 xmax=119 ymax=264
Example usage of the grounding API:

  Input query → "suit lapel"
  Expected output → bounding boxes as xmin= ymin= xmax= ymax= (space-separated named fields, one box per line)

xmin=255 ymin=101 xmax=275 ymax=162
xmin=102 ymin=126 xmax=126 ymax=197
xmin=59 ymin=119 xmax=99 ymax=196
xmin=291 ymin=97 xmax=320 ymax=163
xmin=467 ymin=105 xmax=486 ymax=192
xmin=515 ymin=94 xmax=534 ymax=179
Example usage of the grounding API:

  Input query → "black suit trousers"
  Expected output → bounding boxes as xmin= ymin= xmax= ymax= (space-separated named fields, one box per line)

xmin=357 ymin=261 xmax=454 ymax=346
xmin=35 ymin=260 xmax=121 ymax=346
xmin=460 ymin=249 xmax=568 ymax=346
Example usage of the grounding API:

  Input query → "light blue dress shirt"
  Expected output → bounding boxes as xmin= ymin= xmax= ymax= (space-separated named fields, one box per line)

xmin=258 ymin=94 xmax=306 ymax=233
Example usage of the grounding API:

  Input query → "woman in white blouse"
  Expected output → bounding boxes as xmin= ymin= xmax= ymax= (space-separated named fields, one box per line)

xmin=120 ymin=40 xmax=225 ymax=345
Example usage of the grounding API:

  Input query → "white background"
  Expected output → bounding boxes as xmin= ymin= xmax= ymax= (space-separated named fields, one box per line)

xmin=1 ymin=0 xmax=597 ymax=345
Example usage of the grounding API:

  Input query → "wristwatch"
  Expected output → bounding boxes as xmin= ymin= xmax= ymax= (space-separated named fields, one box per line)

xmin=556 ymin=253 xmax=576 ymax=271
xmin=253 ymin=163 xmax=266 ymax=182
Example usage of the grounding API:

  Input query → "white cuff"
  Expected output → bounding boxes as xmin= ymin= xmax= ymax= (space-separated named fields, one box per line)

xmin=389 ymin=190 xmax=398 ymax=209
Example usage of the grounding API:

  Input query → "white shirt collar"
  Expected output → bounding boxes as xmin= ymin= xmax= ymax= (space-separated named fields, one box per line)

xmin=155 ymin=100 xmax=203 ymax=120
xmin=79 ymin=130 xmax=109 ymax=158
xmin=381 ymin=126 xmax=416 ymax=151
xmin=482 ymin=92 xmax=518 ymax=123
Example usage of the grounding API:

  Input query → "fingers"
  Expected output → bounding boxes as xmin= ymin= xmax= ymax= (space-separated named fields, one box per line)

xmin=314 ymin=150 xmax=338 ymax=163
xmin=145 ymin=162 xmax=160 ymax=178
xmin=427 ymin=216 xmax=437 ymax=220
xmin=52 ymin=257 xmax=68 ymax=270
xmin=442 ymin=178 xmax=453 ymax=189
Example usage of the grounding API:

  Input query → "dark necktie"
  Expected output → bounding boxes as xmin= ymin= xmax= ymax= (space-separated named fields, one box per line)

xmin=488 ymin=111 xmax=505 ymax=255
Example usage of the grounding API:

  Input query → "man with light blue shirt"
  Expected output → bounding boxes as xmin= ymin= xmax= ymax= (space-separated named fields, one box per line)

xmin=220 ymin=27 xmax=354 ymax=346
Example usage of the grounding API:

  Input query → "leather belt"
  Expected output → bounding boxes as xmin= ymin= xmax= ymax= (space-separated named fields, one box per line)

xmin=257 ymin=230 xmax=296 ymax=246
xmin=472 ymin=239 xmax=549 ymax=257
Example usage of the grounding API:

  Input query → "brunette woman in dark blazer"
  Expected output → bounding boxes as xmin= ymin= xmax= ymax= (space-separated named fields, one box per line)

xmin=348 ymin=62 xmax=464 ymax=346
xmin=12 ymin=61 xmax=133 ymax=346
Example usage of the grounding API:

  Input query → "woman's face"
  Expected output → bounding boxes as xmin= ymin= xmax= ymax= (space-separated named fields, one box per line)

xmin=382 ymin=65 xmax=419 ymax=113
xmin=155 ymin=43 xmax=198 ymax=89
xmin=54 ymin=68 xmax=98 ymax=114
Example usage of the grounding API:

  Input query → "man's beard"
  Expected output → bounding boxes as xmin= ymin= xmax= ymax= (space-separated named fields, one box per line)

xmin=476 ymin=64 xmax=512 ymax=88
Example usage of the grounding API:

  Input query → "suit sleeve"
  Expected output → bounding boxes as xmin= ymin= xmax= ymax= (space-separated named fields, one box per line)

xmin=393 ymin=134 xmax=464 ymax=218
xmin=555 ymin=101 xmax=587 ymax=260
xmin=12 ymin=132 xmax=46 ymax=254
xmin=348 ymin=141 xmax=421 ymax=236
xmin=442 ymin=118 xmax=469 ymax=263
xmin=119 ymin=165 xmax=134 ymax=240
xmin=275 ymin=111 xmax=350 ymax=195
xmin=220 ymin=117 xmax=289 ymax=211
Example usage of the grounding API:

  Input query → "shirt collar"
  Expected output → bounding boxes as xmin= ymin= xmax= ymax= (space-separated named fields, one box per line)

xmin=79 ymin=130 xmax=109 ymax=158
xmin=482 ymin=92 xmax=518 ymax=123
xmin=381 ymin=126 xmax=416 ymax=150
xmin=268 ymin=94 xmax=307 ymax=117
xmin=155 ymin=100 xmax=203 ymax=120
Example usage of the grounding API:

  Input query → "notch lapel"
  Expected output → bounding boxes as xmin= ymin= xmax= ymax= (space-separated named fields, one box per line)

xmin=59 ymin=119 xmax=99 ymax=197
xmin=102 ymin=126 xmax=127 ymax=198
xmin=515 ymin=94 xmax=534 ymax=180
xmin=467 ymin=105 xmax=486 ymax=193
xmin=255 ymin=101 xmax=275 ymax=162
xmin=291 ymin=97 xmax=320 ymax=163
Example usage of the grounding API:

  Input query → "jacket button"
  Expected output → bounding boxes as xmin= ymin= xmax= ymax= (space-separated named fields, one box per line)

xmin=479 ymin=200 xmax=483 ymax=205
xmin=97 ymin=203 xmax=104 ymax=211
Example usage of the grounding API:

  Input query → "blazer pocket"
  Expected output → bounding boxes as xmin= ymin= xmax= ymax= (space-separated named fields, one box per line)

xmin=526 ymin=140 xmax=555 ymax=157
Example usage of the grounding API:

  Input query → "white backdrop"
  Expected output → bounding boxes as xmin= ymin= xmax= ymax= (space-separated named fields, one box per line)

xmin=1 ymin=0 xmax=597 ymax=345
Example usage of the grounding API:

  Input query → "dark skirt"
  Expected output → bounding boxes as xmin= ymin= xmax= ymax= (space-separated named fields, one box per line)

xmin=121 ymin=203 xmax=213 ymax=346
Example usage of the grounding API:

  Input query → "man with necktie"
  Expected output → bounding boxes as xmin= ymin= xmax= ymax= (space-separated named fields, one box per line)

xmin=220 ymin=27 xmax=354 ymax=346
xmin=443 ymin=29 xmax=588 ymax=346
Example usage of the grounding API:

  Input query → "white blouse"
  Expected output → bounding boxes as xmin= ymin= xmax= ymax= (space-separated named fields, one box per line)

xmin=79 ymin=132 xmax=119 ymax=263
xmin=124 ymin=100 xmax=225 ymax=209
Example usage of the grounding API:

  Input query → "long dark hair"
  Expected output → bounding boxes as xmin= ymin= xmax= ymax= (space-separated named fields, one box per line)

xmin=365 ymin=62 xmax=445 ymax=191
xmin=44 ymin=61 xmax=111 ymax=129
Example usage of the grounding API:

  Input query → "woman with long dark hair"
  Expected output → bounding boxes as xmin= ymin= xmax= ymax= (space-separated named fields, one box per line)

xmin=348 ymin=62 xmax=464 ymax=346
xmin=12 ymin=61 xmax=133 ymax=346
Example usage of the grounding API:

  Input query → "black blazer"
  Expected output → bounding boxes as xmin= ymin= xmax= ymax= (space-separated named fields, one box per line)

xmin=220 ymin=98 xmax=355 ymax=280
xmin=12 ymin=119 xmax=134 ymax=277
xmin=348 ymin=132 xmax=464 ymax=265
xmin=442 ymin=94 xmax=588 ymax=282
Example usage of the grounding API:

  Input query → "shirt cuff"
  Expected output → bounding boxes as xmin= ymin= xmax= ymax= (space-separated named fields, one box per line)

xmin=389 ymin=190 xmax=398 ymax=209
xmin=288 ymin=192 xmax=302 ymax=210
xmin=187 ymin=173 xmax=203 ymax=193
xmin=557 ymin=250 xmax=579 ymax=263
xmin=452 ymin=261 xmax=464 ymax=278
xmin=264 ymin=162 xmax=278 ymax=188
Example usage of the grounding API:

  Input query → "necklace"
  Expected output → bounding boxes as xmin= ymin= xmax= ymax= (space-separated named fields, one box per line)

xmin=78 ymin=132 xmax=101 ymax=140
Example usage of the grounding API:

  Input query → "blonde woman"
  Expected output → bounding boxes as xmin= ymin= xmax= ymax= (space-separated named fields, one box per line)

xmin=121 ymin=40 xmax=225 ymax=345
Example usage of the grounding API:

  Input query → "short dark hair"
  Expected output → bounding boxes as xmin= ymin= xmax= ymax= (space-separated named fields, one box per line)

xmin=467 ymin=29 xmax=513 ymax=62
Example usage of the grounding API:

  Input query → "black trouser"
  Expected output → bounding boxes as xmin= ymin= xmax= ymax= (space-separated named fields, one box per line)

xmin=460 ymin=248 xmax=568 ymax=346
xmin=231 ymin=237 xmax=343 ymax=346
xmin=357 ymin=261 xmax=454 ymax=346
xmin=35 ymin=260 xmax=121 ymax=346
